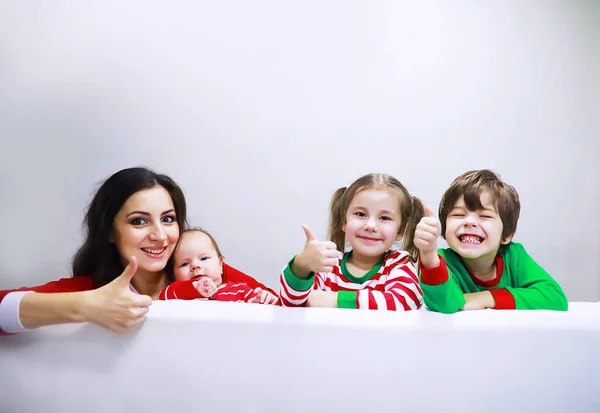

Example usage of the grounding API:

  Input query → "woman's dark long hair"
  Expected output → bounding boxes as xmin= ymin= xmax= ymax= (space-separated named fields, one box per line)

xmin=71 ymin=167 xmax=188 ymax=287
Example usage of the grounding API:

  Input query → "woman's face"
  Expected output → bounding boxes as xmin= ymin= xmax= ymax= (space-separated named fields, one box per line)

xmin=110 ymin=186 xmax=180 ymax=275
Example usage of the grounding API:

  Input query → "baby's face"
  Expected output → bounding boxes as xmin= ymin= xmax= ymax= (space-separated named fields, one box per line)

xmin=172 ymin=231 xmax=223 ymax=286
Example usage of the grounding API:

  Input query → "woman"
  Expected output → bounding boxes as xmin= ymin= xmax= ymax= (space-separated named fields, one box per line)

xmin=0 ymin=167 xmax=277 ymax=335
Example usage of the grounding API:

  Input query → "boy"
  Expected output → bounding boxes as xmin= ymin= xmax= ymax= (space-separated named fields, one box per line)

xmin=414 ymin=169 xmax=567 ymax=313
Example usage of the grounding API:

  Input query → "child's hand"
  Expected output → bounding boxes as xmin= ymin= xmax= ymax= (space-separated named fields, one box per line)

xmin=248 ymin=288 xmax=279 ymax=305
xmin=306 ymin=290 xmax=337 ymax=308
xmin=291 ymin=225 xmax=342 ymax=278
xmin=414 ymin=206 xmax=442 ymax=268
xmin=462 ymin=291 xmax=495 ymax=310
xmin=193 ymin=277 xmax=217 ymax=298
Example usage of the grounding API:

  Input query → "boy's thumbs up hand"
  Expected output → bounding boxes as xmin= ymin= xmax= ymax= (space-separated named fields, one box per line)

xmin=414 ymin=206 xmax=442 ymax=268
xmin=424 ymin=206 xmax=436 ymax=219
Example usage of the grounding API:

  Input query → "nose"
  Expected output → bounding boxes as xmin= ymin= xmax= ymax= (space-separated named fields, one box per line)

xmin=364 ymin=217 xmax=378 ymax=232
xmin=190 ymin=259 xmax=204 ymax=274
xmin=149 ymin=223 xmax=167 ymax=241
xmin=463 ymin=213 xmax=478 ymax=227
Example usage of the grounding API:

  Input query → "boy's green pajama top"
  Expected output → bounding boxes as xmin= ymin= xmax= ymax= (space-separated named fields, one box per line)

xmin=419 ymin=242 xmax=568 ymax=314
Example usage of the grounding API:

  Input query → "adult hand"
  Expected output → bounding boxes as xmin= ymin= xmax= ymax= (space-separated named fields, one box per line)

xmin=80 ymin=256 xmax=153 ymax=334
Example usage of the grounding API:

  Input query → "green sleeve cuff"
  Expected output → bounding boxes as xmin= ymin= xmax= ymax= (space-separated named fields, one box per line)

xmin=283 ymin=256 xmax=315 ymax=292
xmin=337 ymin=291 xmax=358 ymax=309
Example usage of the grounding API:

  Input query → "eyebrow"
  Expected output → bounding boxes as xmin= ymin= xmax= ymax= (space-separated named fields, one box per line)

xmin=352 ymin=206 xmax=397 ymax=215
xmin=451 ymin=205 xmax=496 ymax=213
xmin=379 ymin=209 xmax=396 ymax=216
xmin=126 ymin=209 xmax=176 ymax=218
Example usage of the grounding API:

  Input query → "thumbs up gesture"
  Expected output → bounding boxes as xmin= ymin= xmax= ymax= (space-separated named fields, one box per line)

xmin=290 ymin=225 xmax=342 ymax=278
xmin=81 ymin=256 xmax=153 ymax=333
xmin=414 ymin=206 xmax=442 ymax=268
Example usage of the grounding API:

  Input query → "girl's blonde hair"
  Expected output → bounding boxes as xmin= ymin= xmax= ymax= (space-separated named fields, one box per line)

xmin=328 ymin=173 xmax=424 ymax=261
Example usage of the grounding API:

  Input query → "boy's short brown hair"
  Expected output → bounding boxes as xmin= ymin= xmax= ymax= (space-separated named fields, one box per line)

xmin=439 ymin=169 xmax=520 ymax=241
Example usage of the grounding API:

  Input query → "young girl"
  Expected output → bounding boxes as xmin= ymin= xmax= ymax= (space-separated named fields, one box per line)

xmin=279 ymin=173 xmax=425 ymax=311
xmin=158 ymin=228 xmax=279 ymax=305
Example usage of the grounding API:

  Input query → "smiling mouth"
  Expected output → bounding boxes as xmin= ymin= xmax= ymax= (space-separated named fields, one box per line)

xmin=459 ymin=235 xmax=483 ymax=244
xmin=141 ymin=247 xmax=167 ymax=255
xmin=359 ymin=236 xmax=382 ymax=242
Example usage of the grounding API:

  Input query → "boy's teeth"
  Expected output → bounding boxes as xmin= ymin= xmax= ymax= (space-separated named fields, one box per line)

xmin=460 ymin=235 xmax=481 ymax=244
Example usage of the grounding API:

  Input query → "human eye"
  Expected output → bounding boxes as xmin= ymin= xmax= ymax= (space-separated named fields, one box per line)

xmin=130 ymin=217 xmax=147 ymax=226
xmin=200 ymin=256 xmax=209 ymax=261
xmin=355 ymin=211 xmax=366 ymax=217
xmin=180 ymin=262 xmax=189 ymax=268
xmin=380 ymin=216 xmax=392 ymax=221
xmin=162 ymin=215 xmax=176 ymax=223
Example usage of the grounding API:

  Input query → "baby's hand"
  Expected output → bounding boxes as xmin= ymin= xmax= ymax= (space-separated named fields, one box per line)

xmin=414 ymin=206 xmax=442 ymax=268
xmin=193 ymin=277 xmax=217 ymax=298
xmin=247 ymin=288 xmax=279 ymax=305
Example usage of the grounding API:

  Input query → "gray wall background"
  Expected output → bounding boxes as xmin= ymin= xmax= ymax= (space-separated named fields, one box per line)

xmin=1 ymin=0 xmax=598 ymax=301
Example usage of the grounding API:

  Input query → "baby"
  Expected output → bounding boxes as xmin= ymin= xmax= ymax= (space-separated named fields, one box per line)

xmin=158 ymin=228 xmax=278 ymax=304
